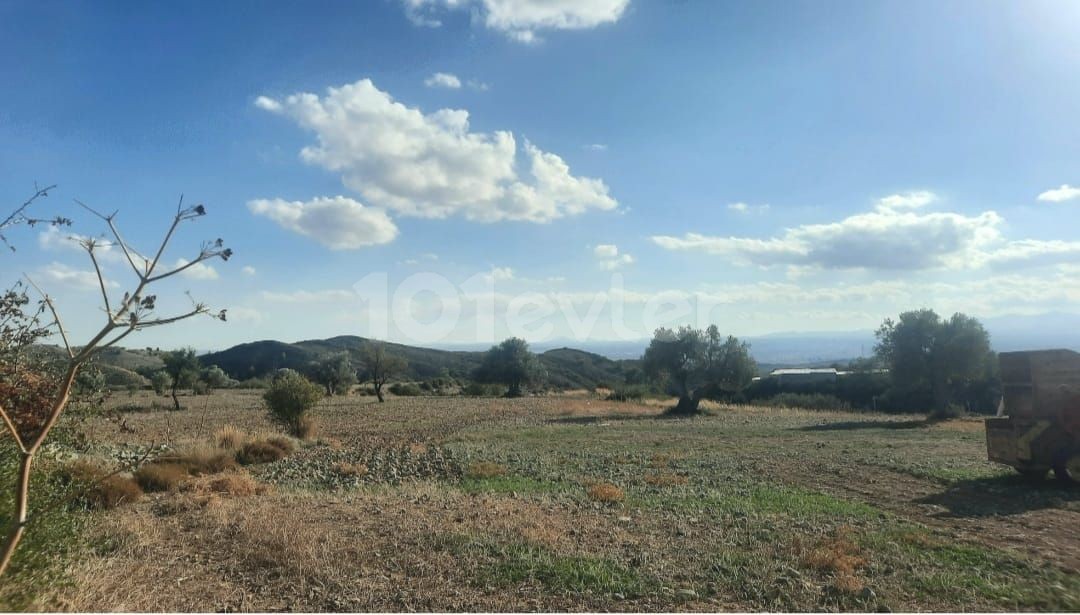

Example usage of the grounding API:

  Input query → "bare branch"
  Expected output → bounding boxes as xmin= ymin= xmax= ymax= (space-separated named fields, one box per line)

xmin=75 ymin=200 xmax=148 ymax=277
xmin=146 ymin=251 xmax=220 ymax=283
xmin=0 ymin=184 xmax=61 ymax=251
xmin=133 ymin=306 xmax=210 ymax=329
xmin=22 ymin=276 xmax=73 ymax=359
xmin=98 ymin=325 xmax=136 ymax=350
xmin=0 ymin=404 xmax=27 ymax=454
xmin=80 ymin=240 xmax=112 ymax=317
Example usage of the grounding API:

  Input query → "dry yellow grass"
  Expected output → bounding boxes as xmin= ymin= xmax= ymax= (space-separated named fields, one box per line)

xmin=465 ymin=461 xmax=508 ymax=479
xmin=800 ymin=526 xmax=867 ymax=593
xmin=331 ymin=461 xmax=368 ymax=477
xmin=214 ymin=424 xmax=247 ymax=450
xmin=63 ymin=459 xmax=144 ymax=509
xmin=134 ymin=463 xmax=189 ymax=492
xmin=586 ymin=482 xmax=624 ymax=503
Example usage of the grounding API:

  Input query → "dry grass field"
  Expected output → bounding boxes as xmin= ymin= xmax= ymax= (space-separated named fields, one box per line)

xmin=18 ymin=390 xmax=1080 ymax=611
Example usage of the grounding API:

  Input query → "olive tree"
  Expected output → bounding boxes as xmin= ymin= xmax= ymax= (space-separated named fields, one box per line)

xmin=0 ymin=195 xmax=230 ymax=577
xmin=360 ymin=343 xmax=407 ymax=402
xmin=201 ymin=365 xmax=230 ymax=393
xmin=642 ymin=325 xmax=756 ymax=415
xmin=473 ymin=337 xmax=546 ymax=398
xmin=874 ymin=309 xmax=992 ymax=417
xmin=311 ymin=353 xmax=356 ymax=396
xmin=149 ymin=370 xmax=172 ymax=396
xmin=161 ymin=348 xmax=199 ymax=410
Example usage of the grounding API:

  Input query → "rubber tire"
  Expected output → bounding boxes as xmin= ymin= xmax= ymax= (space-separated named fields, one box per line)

xmin=1015 ymin=467 xmax=1048 ymax=481
xmin=1052 ymin=451 xmax=1080 ymax=486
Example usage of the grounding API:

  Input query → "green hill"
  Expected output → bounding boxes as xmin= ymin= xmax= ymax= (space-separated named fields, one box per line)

xmin=198 ymin=336 xmax=635 ymax=390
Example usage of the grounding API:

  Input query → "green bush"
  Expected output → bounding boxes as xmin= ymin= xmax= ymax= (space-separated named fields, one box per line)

xmin=262 ymin=371 xmax=324 ymax=436
xmin=750 ymin=393 xmax=850 ymax=411
xmin=149 ymin=371 xmax=172 ymax=396
xmin=462 ymin=382 xmax=506 ymax=397
xmin=388 ymin=382 xmax=423 ymax=396
xmin=605 ymin=384 xmax=649 ymax=402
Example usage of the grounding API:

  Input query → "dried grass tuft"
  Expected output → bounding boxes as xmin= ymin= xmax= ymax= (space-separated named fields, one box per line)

xmin=331 ymin=461 xmax=368 ymax=477
xmin=134 ymin=463 xmax=189 ymax=493
xmin=465 ymin=461 xmax=508 ymax=479
xmin=800 ymin=526 xmax=867 ymax=593
xmin=586 ymin=482 xmax=624 ymax=503
xmin=214 ymin=424 xmax=248 ymax=450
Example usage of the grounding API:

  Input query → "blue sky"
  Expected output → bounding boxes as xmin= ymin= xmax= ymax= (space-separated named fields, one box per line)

xmin=2 ymin=0 xmax=1080 ymax=350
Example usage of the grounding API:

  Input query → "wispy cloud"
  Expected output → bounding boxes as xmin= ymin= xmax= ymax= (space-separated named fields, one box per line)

xmin=247 ymin=196 xmax=398 ymax=249
xmin=1037 ymin=184 xmax=1080 ymax=203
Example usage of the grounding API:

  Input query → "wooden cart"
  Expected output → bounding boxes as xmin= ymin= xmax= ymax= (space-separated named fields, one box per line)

xmin=986 ymin=349 xmax=1080 ymax=484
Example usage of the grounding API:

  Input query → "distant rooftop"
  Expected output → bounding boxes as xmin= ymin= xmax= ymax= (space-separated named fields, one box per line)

xmin=769 ymin=368 xmax=838 ymax=376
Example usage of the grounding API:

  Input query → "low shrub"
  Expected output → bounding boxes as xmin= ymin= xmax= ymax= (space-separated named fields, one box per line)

xmin=265 ymin=435 xmax=297 ymax=454
xmin=206 ymin=472 xmax=260 ymax=496
xmin=236 ymin=440 xmax=288 ymax=465
xmin=263 ymin=370 xmax=324 ymax=437
xmin=606 ymin=384 xmax=649 ymax=402
xmin=86 ymin=475 xmax=143 ymax=510
xmin=751 ymin=393 xmax=851 ymax=412
xmin=466 ymin=461 xmax=508 ymax=479
xmin=462 ymin=382 xmax=506 ymax=397
xmin=388 ymin=382 xmax=423 ymax=396
xmin=214 ymin=425 xmax=247 ymax=450
xmin=331 ymin=462 xmax=368 ymax=477
xmin=134 ymin=463 xmax=189 ymax=492
xmin=297 ymin=415 xmax=318 ymax=440
xmin=155 ymin=447 xmax=239 ymax=475
xmin=63 ymin=460 xmax=143 ymax=509
xmin=586 ymin=482 xmax=624 ymax=503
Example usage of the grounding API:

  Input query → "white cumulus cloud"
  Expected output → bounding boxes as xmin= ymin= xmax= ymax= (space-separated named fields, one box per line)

xmin=1037 ymin=184 xmax=1080 ymax=203
xmin=594 ymin=243 xmax=633 ymax=270
xmin=424 ymin=72 xmax=461 ymax=89
xmin=402 ymin=0 xmax=629 ymax=42
xmin=653 ymin=193 xmax=1080 ymax=272
xmin=247 ymin=196 xmax=398 ymax=250
xmin=256 ymin=79 xmax=617 ymax=223
xmin=241 ymin=265 xmax=256 ymax=276
xmin=875 ymin=191 xmax=937 ymax=211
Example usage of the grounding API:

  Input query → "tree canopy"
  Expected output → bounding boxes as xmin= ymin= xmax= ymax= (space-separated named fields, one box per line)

xmin=310 ymin=353 xmax=356 ymax=396
xmin=161 ymin=348 xmax=200 ymax=410
xmin=360 ymin=343 xmax=407 ymax=402
xmin=642 ymin=325 xmax=756 ymax=414
xmin=875 ymin=309 xmax=993 ymax=417
xmin=473 ymin=337 xmax=546 ymax=397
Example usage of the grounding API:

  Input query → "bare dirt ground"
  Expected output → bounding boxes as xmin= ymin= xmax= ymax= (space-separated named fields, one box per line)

xmin=35 ymin=390 xmax=1080 ymax=611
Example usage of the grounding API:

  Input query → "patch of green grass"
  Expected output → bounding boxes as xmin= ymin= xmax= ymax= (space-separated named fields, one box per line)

xmin=458 ymin=475 xmax=568 ymax=495
xmin=897 ymin=464 xmax=1010 ymax=484
xmin=632 ymin=484 xmax=881 ymax=520
xmin=483 ymin=542 xmax=650 ymax=596
xmin=861 ymin=527 xmax=1080 ymax=610
xmin=434 ymin=533 xmax=652 ymax=597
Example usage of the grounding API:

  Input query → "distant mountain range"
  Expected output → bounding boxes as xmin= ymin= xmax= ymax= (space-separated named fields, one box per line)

xmin=199 ymin=335 xmax=632 ymax=390
xmin=84 ymin=311 xmax=1080 ymax=389
xmin=528 ymin=312 xmax=1080 ymax=364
